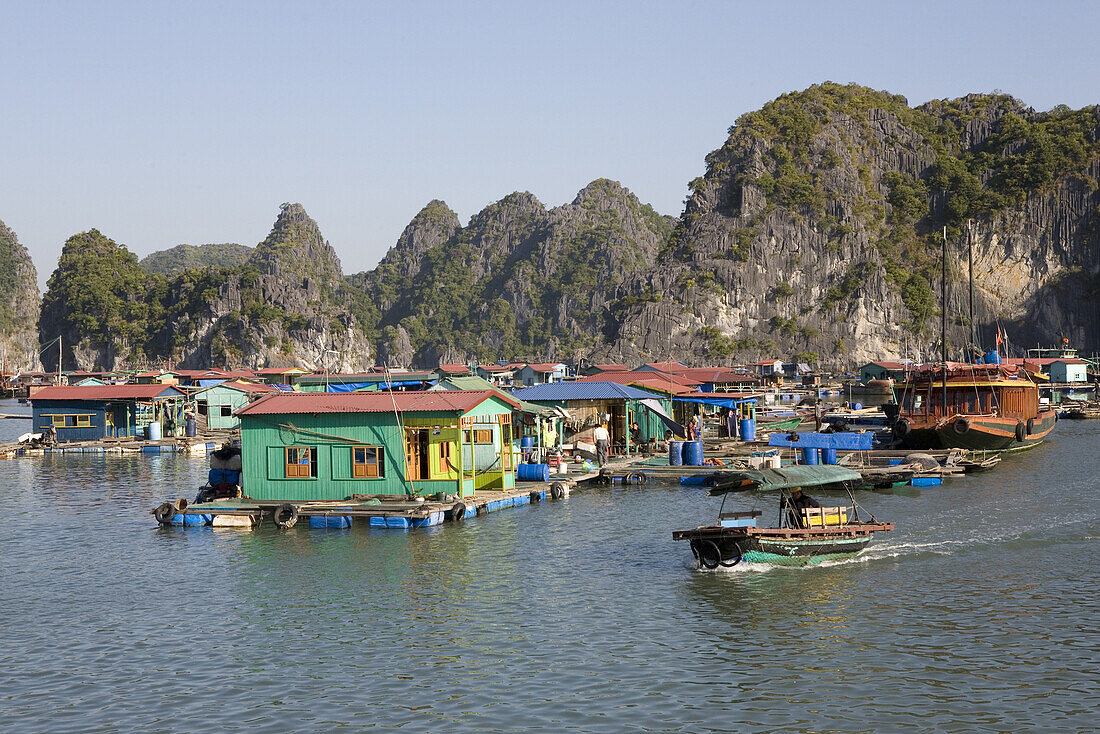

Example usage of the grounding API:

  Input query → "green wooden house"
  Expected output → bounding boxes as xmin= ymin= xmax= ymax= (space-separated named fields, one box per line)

xmin=235 ymin=390 xmax=521 ymax=502
xmin=192 ymin=380 xmax=280 ymax=430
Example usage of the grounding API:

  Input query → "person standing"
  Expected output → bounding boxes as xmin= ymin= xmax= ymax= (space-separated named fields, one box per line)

xmin=593 ymin=423 xmax=610 ymax=467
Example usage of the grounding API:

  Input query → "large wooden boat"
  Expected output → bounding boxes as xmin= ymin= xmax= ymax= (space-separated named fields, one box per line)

xmin=891 ymin=362 xmax=1057 ymax=450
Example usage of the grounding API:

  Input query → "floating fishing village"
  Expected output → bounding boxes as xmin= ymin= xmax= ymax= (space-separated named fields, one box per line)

xmin=4 ymin=342 xmax=1096 ymax=565
xmin=4 ymin=6 xmax=1100 ymax=728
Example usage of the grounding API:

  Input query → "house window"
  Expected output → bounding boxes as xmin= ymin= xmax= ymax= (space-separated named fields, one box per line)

xmin=50 ymin=415 xmax=66 ymax=427
xmin=76 ymin=415 xmax=92 ymax=427
xmin=474 ymin=429 xmax=492 ymax=444
xmin=285 ymin=447 xmax=317 ymax=478
xmin=220 ymin=405 xmax=233 ymax=417
xmin=352 ymin=446 xmax=383 ymax=478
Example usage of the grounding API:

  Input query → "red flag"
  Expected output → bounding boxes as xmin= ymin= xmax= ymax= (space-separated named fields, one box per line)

xmin=996 ymin=328 xmax=1003 ymax=347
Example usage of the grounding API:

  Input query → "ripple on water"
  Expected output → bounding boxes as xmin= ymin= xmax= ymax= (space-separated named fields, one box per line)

xmin=0 ymin=416 xmax=1097 ymax=731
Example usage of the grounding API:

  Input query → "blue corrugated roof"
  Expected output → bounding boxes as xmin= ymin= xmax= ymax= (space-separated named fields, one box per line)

xmin=512 ymin=381 xmax=659 ymax=401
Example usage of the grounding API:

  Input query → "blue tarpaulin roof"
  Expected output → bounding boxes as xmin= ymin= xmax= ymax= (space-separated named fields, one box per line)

xmin=513 ymin=382 xmax=660 ymax=401
xmin=767 ymin=431 xmax=873 ymax=450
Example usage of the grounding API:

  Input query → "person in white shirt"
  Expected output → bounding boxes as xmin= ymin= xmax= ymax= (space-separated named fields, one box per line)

xmin=593 ymin=423 xmax=610 ymax=467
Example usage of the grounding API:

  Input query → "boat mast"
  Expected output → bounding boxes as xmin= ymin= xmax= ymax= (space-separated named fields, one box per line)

xmin=941 ymin=226 xmax=948 ymax=417
xmin=967 ymin=220 xmax=975 ymax=358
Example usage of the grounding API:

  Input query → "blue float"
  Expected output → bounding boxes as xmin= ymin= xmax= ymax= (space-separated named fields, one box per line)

xmin=309 ymin=515 xmax=352 ymax=529
xmin=821 ymin=448 xmax=838 ymax=464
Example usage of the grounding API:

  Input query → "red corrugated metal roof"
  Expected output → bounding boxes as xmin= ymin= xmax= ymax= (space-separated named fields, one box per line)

xmin=31 ymin=385 xmax=185 ymax=401
xmin=577 ymin=371 xmax=701 ymax=388
xmin=236 ymin=389 xmax=520 ymax=415
xmin=525 ymin=362 xmax=566 ymax=372
xmin=201 ymin=380 xmax=280 ymax=394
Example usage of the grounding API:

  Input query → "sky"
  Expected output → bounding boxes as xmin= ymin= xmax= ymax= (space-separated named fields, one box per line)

xmin=3 ymin=1 xmax=1099 ymax=290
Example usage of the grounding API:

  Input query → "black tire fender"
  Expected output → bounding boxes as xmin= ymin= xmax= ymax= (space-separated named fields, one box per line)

xmin=273 ymin=503 xmax=299 ymax=529
xmin=152 ymin=501 xmax=176 ymax=524
xmin=451 ymin=502 xmax=466 ymax=521
xmin=719 ymin=544 xmax=743 ymax=568
xmin=1026 ymin=418 xmax=1036 ymax=435
xmin=1015 ymin=421 xmax=1026 ymax=443
xmin=550 ymin=482 xmax=566 ymax=500
xmin=697 ymin=539 xmax=723 ymax=570
xmin=892 ymin=419 xmax=911 ymax=438
xmin=625 ymin=471 xmax=647 ymax=485
xmin=172 ymin=498 xmax=189 ymax=514
xmin=529 ymin=490 xmax=541 ymax=503
xmin=952 ymin=417 xmax=970 ymax=435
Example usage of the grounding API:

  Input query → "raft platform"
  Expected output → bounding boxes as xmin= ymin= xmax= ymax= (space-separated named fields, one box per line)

xmin=153 ymin=479 xmax=577 ymax=530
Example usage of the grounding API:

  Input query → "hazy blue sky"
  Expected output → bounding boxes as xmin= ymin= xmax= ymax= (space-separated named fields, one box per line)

xmin=3 ymin=1 xmax=1099 ymax=288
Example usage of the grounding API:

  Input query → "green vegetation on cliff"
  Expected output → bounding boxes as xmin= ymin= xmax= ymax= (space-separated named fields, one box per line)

xmin=140 ymin=243 xmax=252 ymax=276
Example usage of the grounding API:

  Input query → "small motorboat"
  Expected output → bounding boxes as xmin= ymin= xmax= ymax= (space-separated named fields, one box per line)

xmin=673 ymin=467 xmax=893 ymax=568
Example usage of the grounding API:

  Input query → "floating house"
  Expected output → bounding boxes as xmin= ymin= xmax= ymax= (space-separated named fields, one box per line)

xmin=436 ymin=363 xmax=474 ymax=378
xmin=511 ymin=381 xmax=676 ymax=453
xmin=475 ymin=363 xmax=525 ymax=386
xmin=1049 ymin=359 xmax=1089 ymax=383
xmin=859 ymin=361 xmax=911 ymax=384
xmin=577 ymin=363 xmax=629 ymax=377
xmin=234 ymin=390 xmax=521 ymax=501
xmin=30 ymin=385 xmax=187 ymax=441
xmin=516 ymin=362 xmax=568 ymax=386
xmin=132 ymin=370 xmax=180 ymax=385
xmin=192 ymin=380 xmax=280 ymax=430
xmin=252 ymin=367 xmax=309 ymax=388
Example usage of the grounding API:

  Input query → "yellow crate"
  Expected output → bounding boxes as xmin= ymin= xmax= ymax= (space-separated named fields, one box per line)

xmin=802 ymin=506 xmax=849 ymax=527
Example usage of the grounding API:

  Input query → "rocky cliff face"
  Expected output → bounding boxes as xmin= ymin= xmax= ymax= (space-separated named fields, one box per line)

xmin=351 ymin=179 xmax=673 ymax=366
xmin=0 ymin=218 xmax=41 ymax=370
xmin=39 ymin=204 xmax=373 ymax=371
xmin=159 ymin=203 xmax=373 ymax=371
xmin=605 ymin=84 xmax=1100 ymax=366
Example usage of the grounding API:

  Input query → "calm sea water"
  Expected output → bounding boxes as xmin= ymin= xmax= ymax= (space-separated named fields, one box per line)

xmin=0 ymin=399 xmax=1096 ymax=733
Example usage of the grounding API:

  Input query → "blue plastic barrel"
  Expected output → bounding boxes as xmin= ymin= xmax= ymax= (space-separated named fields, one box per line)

xmin=851 ymin=402 xmax=863 ymax=411
xmin=185 ymin=418 xmax=197 ymax=437
xmin=520 ymin=436 xmax=535 ymax=448
xmin=516 ymin=463 xmax=549 ymax=482
xmin=683 ymin=440 xmax=704 ymax=466
xmin=739 ymin=418 xmax=756 ymax=442
xmin=984 ymin=350 xmax=1002 ymax=364
xmin=668 ymin=440 xmax=684 ymax=466
xmin=821 ymin=448 xmax=837 ymax=465
xmin=147 ymin=422 xmax=162 ymax=441
xmin=801 ymin=448 xmax=819 ymax=465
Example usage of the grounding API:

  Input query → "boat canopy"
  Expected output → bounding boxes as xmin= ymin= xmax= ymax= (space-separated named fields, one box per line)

xmin=707 ymin=465 xmax=862 ymax=495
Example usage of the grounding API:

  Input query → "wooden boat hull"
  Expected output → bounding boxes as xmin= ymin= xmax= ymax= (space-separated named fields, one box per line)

xmin=674 ymin=523 xmax=892 ymax=568
xmin=898 ymin=410 xmax=1057 ymax=451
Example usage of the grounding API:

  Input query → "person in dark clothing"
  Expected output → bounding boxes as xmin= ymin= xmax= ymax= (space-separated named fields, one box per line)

xmin=781 ymin=486 xmax=821 ymax=528
xmin=630 ymin=422 xmax=642 ymax=444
